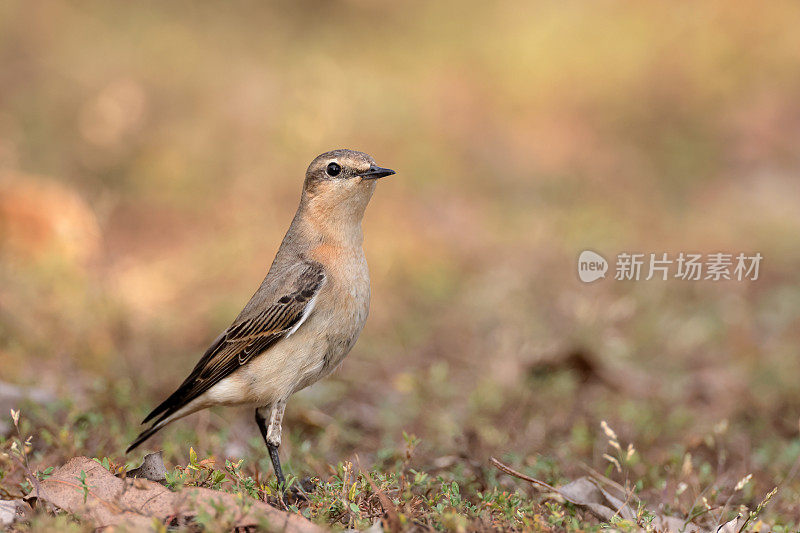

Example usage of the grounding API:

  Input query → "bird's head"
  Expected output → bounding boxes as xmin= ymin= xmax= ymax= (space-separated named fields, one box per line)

xmin=302 ymin=149 xmax=395 ymax=222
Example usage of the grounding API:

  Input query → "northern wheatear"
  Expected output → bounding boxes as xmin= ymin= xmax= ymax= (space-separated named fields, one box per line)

xmin=127 ymin=149 xmax=395 ymax=490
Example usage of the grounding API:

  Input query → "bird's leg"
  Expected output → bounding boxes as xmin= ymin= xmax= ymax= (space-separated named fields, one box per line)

xmin=255 ymin=400 xmax=287 ymax=490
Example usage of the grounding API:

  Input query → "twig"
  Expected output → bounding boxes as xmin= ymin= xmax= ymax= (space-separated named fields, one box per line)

xmin=489 ymin=457 xmax=559 ymax=493
xmin=10 ymin=411 xmax=42 ymax=502
xmin=357 ymin=458 xmax=401 ymax=533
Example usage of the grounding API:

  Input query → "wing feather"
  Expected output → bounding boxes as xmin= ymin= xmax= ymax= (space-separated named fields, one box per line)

xmin=140 ymin=261 xmax=326 ymax=426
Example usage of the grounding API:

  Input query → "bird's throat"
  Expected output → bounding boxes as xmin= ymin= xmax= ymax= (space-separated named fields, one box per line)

xmin=301 ymin=194 xmax=368 ymax=248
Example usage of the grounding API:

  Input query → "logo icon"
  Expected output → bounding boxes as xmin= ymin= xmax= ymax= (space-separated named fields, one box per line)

xmin=578 ymin=250 xmax=608 ymax=283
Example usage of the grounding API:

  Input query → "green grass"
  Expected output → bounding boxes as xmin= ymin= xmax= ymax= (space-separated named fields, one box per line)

xmin=1 ymin=383 xmax=797 ymax=531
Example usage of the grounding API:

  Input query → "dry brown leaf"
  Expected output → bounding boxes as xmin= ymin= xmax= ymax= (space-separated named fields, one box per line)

xmin=556 ymin=476 xmax=636 ymax=522
xmin=716 ymin=513 xmax=749 ymax=533
xmin=491 ymin=457 xmax=754 ymax=533
xmin=125 ymin=451 xmax=167 ymax=482
xmin=27 ymin=456 xmax=323 ymax=532
xmin=491 ymin=457 xmax=636 ymax=522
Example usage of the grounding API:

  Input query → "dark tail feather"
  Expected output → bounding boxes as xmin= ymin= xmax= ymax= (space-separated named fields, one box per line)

xmin=141 ymin=333 xmax=227 ymax=425
xmin=141 ymin=388 xmax=184 ymax=425
xmin=126 ymin=422 xmax=165 ymax=454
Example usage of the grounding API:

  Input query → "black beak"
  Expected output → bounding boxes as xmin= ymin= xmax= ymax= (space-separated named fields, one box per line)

xmin=359 ymin=165 xmax=396 ymax=180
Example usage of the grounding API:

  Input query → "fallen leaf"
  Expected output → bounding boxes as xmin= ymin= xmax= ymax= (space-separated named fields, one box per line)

xmin=125 ymin=451 xmax=167 ymax=482
xmin=491 ymin=457 xmax=746 ymax=533
xmin=491 ymin=457 xmax=635 ymax=522
xmin=716 ymin=513 xmax=749 ymax=533
xmin=27 ymin=456 xmax=322 ymax=531
xmin=556 ymin=476 xmax=635 ymax=522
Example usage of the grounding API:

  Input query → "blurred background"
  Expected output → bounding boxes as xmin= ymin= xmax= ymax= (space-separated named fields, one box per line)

xmin=2 ymin=0 xmax=800 ymax=525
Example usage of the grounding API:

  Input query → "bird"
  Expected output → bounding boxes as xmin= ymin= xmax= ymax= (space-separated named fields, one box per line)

xmin=126 ymin=149 xmax=395 ymax=493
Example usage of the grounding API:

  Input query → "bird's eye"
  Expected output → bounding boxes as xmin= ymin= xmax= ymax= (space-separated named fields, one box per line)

xmin=326 ymin=162 xmax=341 ymax=177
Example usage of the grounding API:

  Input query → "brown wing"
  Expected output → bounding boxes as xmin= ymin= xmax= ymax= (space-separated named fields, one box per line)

xmin=140 ymin=261 xmax=326 ymax=427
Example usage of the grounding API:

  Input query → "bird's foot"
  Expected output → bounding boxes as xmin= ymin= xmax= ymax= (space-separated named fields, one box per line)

xmin=284 ymin=484 xmax=309 ymax=504
xmin=273 ymin=477 xmax=316 ymax=508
